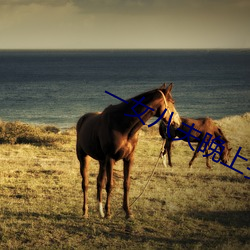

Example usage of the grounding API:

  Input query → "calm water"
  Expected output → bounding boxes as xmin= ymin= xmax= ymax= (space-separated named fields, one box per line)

xmin=0 ymin=50 xmax=249 ymax=128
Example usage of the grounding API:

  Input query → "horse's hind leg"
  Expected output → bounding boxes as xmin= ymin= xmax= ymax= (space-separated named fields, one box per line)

xmin=123 ymin=156 xmax=134 ymax=219
xmin=77 ymin=149 xmax=91 ymax=218
xmin=97 ymin=160 xmax=106 ymax=218
xmin=189 ymin=143 xmax=200 ymax=168
xmin=105 ymin=157 xmax=115 ymax=218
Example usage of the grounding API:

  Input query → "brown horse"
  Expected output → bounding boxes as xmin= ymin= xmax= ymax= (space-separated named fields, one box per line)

xmin=76 ymin=83 xmax=181 ymax=219
xmin=159 ymin=117 xmax=231 ymax=168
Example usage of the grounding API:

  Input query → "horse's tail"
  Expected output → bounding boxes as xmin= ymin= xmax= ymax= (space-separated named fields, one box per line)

xmin=76 ymin=114 xmax=93 ymax=159
xmin=76 ymin=115 xmax=85 ymax=134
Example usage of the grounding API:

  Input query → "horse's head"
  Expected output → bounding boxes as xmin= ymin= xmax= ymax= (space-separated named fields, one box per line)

xmin=156 ymin=83 xmax=181 ymax=129
xmin=220 ymin=143 xmax=232 ymax=164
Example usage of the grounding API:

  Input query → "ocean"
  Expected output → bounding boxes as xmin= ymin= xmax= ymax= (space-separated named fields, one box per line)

xmin=0 ymin=50 xmax=249 ymax=129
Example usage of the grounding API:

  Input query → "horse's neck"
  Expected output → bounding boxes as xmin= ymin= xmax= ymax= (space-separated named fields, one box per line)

xmin=109 ymin=95 xmax=158 ymax=136
xmin=222 ymin=140 xmax=229 ymax=152
xmin=128 ymin=110 xmax=154 ymax=137
xmin=215 ymin=127 xmax=229 ymax=148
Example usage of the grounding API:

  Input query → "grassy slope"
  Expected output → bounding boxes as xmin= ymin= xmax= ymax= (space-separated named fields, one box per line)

xmin=0 ymin=113 xmax=249 ymax=249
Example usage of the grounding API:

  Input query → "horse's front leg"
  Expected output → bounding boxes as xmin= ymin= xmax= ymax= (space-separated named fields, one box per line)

xmin=97 ymin=160 xmax=106 ymax=218
xmin=105 ymin=157 xmax=115 ymax=218
xmin=205 ymin=147 xmax=212 ymax=169
xmin=160 ymin=139 xmax=167 ymax=168
xmin=123 ymin=155 xmax=134 ymax=219
xmin=166 ymin=140 xmax=173 ymax=167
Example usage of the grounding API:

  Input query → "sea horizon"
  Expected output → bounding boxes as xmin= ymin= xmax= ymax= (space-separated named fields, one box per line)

xmin=0 ymin=49 xmax=249 ymax=129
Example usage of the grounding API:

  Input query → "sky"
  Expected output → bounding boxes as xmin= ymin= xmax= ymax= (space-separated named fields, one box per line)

xmin=0 ymin=0 xmax=249 ymax=49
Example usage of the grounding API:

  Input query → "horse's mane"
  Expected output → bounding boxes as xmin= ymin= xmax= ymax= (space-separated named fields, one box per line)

xmin=125 ymin=88 xmax=159 ymax=103
xmin=104 ymin=84 xmax=171 ymax=117
xmin=103 ymin=88 xmax=158 ymax=114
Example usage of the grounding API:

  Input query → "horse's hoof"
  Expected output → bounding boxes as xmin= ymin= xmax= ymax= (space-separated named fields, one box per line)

xmin=125 ymin=213 xmax=134 ymax=220
xmin=105 ymin=213 xmax=112 ymax=219
xmin=83 ymin=214 xmax=89 ymax=219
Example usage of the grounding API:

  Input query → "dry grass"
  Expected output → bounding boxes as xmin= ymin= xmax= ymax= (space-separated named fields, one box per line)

xmin=0 ymin=113 xmax=249 ymax=249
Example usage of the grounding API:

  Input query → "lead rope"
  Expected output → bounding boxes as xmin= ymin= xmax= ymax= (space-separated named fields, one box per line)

xmin=145 ymin=90 xmax=169 ymax=126
xmin=113 ymin=139 xmax=166 ymax=217
xmin=113 ymin=90 xmax=168 ymax=217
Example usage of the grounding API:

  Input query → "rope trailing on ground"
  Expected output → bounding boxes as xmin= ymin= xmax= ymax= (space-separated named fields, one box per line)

xmin=114 ymin=139 xmax=166 ymax=217
xmin=128 ymin=139 xmax=166 ymax=208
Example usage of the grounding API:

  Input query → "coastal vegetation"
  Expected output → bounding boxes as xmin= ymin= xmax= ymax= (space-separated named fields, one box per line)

xmin=0 ymin=121 xmax=70 ymax=146
xmin=0 ymin=113 xmax=249 ymax=249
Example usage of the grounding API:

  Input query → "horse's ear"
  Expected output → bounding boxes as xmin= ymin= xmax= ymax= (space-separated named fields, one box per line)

xmin=166 ymin=83 xmax=173 ymax=94
xmin=159 ymin=83 xmax=167 ymax=90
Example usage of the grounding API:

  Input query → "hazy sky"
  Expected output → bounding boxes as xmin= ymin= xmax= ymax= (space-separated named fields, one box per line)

xmin=0 ymin=0 xmax=249 ymax=49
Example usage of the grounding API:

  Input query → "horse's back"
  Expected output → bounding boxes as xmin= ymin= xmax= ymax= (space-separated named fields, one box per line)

xmin=181 ymin=117 xmax=211 ymax=125
xmin=181 ymin=117 xmax=214 ymax=130
xmin=76 ymin=112 xmax=101 ymax=133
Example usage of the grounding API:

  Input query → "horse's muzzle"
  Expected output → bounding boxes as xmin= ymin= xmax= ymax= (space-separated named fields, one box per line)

xmin=171 ymin=121 xmax=181 ymax=129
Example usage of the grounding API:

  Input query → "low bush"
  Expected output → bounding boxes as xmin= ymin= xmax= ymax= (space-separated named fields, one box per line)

xmin=0 ymin=121 xmax=69 ymax=146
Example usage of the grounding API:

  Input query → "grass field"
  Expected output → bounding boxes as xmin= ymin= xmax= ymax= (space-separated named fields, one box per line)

xmin=0 ymin=113 xmax=249 ymax=249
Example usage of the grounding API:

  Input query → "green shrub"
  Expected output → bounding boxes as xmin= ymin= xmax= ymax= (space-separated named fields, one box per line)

xmin=0 ymin=121 xmax=69 ymax=146
xmin=43 ymin=125 xmax=60 ymax=134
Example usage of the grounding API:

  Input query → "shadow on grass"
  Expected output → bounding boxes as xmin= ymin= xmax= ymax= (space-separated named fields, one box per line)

xmin=3 ymin=209 xmax=249 ymax=248
xmin=186 ymin=172 xmax=248 ymax=183
xmin=2 ymin=210 xmax=78 ymax=222
xmin=189 ymin=210 xmax=250 ymax=228
xmin=1 ymin=210 xmax=205 ymax=247
xmin=78 ymin=219 xmax=204 ymax=248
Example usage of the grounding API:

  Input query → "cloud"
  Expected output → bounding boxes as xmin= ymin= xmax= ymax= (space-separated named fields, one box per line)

xmin=2 ymin=0 xmax=249 ymax=15
xmin=70 ymin=0 xmax=250 ymax=13
xmin=0 ymin=0 xmax=70 ymax=7
xmin=0 ymin=0 xmax=249 ymax=49
xmin=0 ymin=2 xmax=97 ymax=49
